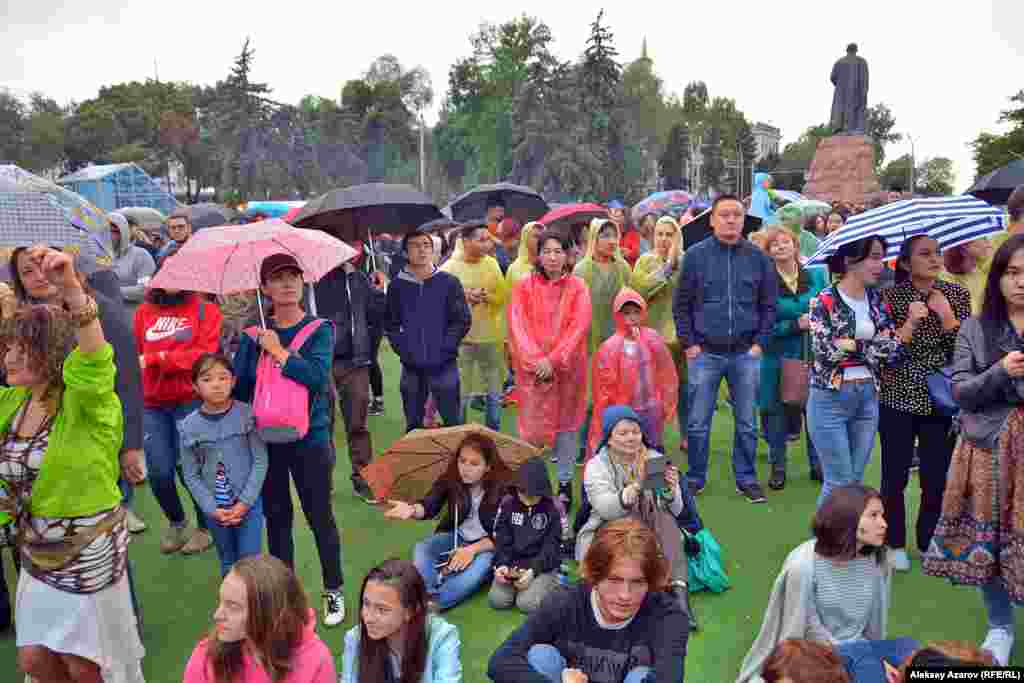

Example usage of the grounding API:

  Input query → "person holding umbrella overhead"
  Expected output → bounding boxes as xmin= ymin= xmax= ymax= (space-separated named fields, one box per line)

xmin=441 ymin=223 xmax=509 ymax=432
xmin=232 ymin=253 xmax=346 ymax=627
xmin=386 ymin=229 xmax=472 ymax=432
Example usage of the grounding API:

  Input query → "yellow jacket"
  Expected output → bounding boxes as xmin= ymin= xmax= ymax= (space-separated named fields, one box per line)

xmin=441 ymin=242 xmax=508 ymax=345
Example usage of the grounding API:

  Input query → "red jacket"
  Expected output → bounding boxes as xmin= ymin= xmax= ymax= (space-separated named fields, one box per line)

xmin=134 ymin=294 xmax=223 ymax=407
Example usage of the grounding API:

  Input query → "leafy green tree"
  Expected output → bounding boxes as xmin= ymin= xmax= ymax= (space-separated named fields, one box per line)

xmin=865 ymin=102 xmax=900 ymax=169
xmin=916 ymin=157 xmax=955 ymax=195
xmin=0 ymin=91 xmax=27 ymax=165
xmin=701 ymin=125 xmax=724 ymax=193
xmin=659 ymin=123 xmax=690 ymax=190
xmin=880 ymin=154 xmax=914 ymax=191
xmin=972 ymin=90 xmax=1024 ymax=179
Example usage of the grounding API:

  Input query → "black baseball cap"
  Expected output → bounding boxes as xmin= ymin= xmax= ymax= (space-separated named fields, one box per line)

xmin=260 ymin=253 xmax=303 ymax=283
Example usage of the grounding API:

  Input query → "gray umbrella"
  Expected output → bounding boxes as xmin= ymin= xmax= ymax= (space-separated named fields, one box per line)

xmin=188 ymin=203 xmax=236 ymax=230
xmin=968 ymin=160 xmax=1024 ymax=206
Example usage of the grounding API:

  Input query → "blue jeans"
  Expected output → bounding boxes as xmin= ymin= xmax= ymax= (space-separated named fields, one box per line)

xmin=143 ymin=402 xmax=207 ymax=529
xmin=400 ymin=362 xmax=462 ymax=432
xmin=552 ymin=431 xmax=577 ymax=486
xmin=761 ymin=409 xmax=820 ymax=470
xmin=205 ymin=497 xmax=265 ymax=576
xmin=806 ymin=383 xmax=879 ymax=508
xmin=982 ymin=578 xmax=1019 ymax=632
xmin=413 ymin=532 xmax=494 ymax=610
xmin=527 ymin=644 xmax=654 ymax=683
xmin=836 ymin=638 xmax=919 ymax=683
xmin=686 ymin=351 xmax=760 ymax=487
xmin=462 ymin=392 xmax=501 ymax=432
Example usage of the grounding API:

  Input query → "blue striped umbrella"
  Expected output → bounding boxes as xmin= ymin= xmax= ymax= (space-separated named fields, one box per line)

xmin=805 ymin=196 xmax=1006 ymax=268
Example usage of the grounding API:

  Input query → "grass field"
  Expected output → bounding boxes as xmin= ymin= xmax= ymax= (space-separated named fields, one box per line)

xmin=0 ymin=344 xmax=1011 ymax=680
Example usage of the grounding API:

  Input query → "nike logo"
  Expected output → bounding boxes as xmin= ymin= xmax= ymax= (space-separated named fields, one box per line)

xmin=145 ymin=316 xmax=191 ymax=343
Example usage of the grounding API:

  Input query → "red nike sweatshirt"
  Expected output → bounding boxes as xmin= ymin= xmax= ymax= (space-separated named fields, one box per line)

xmin=133 ymin=294 xmax=224 ymax=408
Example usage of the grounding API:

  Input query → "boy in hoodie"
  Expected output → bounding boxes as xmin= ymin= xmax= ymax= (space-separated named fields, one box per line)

xmin=386 ymin=229 xmax=472 ymax=432
xmin=489 ymin=456 xmax=563 ymax=614
xmin=109 ymin=212 xmax=156 ymax=303
xmin=588 ymin=289 xmax=679 ymax=458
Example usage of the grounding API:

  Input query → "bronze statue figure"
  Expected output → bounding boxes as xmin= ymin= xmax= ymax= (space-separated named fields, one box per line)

xmin=830 ymin=43 xmax=869 ymax=134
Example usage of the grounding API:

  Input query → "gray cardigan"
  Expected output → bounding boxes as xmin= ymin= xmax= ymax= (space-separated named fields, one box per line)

xmin=179 ymin=401 xmax=268 ymax=517
xmin=736 ymin=540 xmax=890 ymax=683
xmin=952 ymin=317 xmax=1024 ymax=449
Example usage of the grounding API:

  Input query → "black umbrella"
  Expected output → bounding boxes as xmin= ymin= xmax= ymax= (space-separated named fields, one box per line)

xmin=447 ymin=182 xmax=549 ymax=224
xmin=683 ymin=209 xmax=762 ymax=250
xmin=968 ymin=160 xmax=1024 ymax=206
xmin=188 ymin=203 xmax=236 ymax=230
xmin=418 ymin=217 xmax=460 ymax=234
xmin=292 ymin=183 xmax=443 ymax=243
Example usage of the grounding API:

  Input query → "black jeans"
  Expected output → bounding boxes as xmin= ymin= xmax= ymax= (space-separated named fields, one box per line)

xmin=262 ymin=440 xmax=344 ymax=589
xmin=369 ymin=329 xmax=384 ymax=399
xmin=878 ymin=404 xmax=955 ymax=552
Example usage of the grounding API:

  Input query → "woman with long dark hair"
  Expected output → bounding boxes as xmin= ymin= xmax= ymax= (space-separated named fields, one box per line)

xmin=342 ymin=559 xmax=462 ymax=682
xmin=738 ymin=485 xmax=919 ymax=683
xmin=923 ymin=233 xmax=1024 ymax=666
xmin=807 ymin=237 xmax=907 ymax=507
xmin=183 ymin=554 xmax=335 ymax=683
xmin=384 ymin=432 xmax=511 ymax=610
xmin=878 ymin=236 xmax=970 ymax=572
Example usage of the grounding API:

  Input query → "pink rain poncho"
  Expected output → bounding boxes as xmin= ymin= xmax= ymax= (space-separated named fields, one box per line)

xmin=587 ymin=288 xmax=679 ymax=458
xmin=507 ymin=270 xmax=592 ymax=447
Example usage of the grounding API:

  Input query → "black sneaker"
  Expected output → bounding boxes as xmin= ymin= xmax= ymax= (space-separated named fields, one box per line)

xmin=558 ymin=483 xmax=573 ymax=512
xmin=737 ymin=482 xmax=767 ymax=504
xmin=687 ymin=480 xmax=706 ymax=497
xmin=368 ymin=398 xmax=384 ymax=416
xmin=351 ymin=475 xmax=379 ymax=504
xmin=671 ymin=582 xmax=699 ymax=632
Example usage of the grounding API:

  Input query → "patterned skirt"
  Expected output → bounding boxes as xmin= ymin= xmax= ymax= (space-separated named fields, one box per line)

xmin=922 ymin=407 xmax=1024 ymax=601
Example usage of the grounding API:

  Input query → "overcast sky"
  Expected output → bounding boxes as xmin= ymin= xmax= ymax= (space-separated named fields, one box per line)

xmin=2 ymin=0 xmax=1021 ymax=191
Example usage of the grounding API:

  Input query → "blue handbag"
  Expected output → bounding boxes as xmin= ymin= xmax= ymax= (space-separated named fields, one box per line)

xmin=926 ymin=365 xmax=958 ymax=417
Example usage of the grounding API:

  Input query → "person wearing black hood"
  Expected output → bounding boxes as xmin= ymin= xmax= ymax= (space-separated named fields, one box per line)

xmin=489 ymin=456 xmax=562 ymax=614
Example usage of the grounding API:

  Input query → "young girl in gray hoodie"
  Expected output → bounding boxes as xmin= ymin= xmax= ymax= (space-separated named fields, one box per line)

xmin=181 ymin=353 xmax=269 ymax=576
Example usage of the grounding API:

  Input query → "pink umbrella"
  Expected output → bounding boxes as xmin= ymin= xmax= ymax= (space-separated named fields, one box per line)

xmin=148 ymin=218 xmax=358 ymax=300
xmin=282 ymin=206 xmax=305 ymax=224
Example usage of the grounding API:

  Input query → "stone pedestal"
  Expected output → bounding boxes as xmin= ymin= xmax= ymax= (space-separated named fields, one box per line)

xmin=803 ymin=134 xmax=880 ymax=205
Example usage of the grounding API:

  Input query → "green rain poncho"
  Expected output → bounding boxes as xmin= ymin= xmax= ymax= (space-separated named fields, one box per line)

xmin=505 ymin=221 xmax=543 ymax=288
xmin=573 ymin=218 xmax=633 ymax=355
xmin=778 ymin=203 xmax=820 ymax=261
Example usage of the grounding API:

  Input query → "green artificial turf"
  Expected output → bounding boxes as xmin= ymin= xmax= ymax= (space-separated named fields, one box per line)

xmin=0 ymin=345 xmax=1007 ymax=680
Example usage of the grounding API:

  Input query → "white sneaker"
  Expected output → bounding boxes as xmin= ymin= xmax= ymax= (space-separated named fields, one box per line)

xmin=982 ymin=627 xmax=1015 ymax=666
xmin=126 ymin=510 xmax=147 ymax=534
xmin=888 ymin=549 xmax=910 ymax=572
xmin=323 ymin=590 xmax=345 ymax=627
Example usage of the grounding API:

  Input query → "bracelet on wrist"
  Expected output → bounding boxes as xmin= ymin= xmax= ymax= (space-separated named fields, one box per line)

xmin=68 ymin=296 xmax=99 ymax=328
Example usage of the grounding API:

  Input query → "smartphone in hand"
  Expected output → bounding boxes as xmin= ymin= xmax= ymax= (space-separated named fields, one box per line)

xmin=643 ymin=455 xmax=667 ymax=490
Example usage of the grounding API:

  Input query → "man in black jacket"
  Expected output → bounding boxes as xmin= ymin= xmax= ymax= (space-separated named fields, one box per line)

xmin=674 ymin=194 xmax=777 ymax=504
xmin=314 ymin=251 xmax=387 ymax=502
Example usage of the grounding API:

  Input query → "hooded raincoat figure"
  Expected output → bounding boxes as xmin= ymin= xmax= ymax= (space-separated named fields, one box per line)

xmin=441 ymin=234 xmax=509 ymax=431
xmin=750 ymin=173 xmax=778 ymax=226
xmin=588 ymin=288 xmax=679 ymax=458
xmin=505 ymin=222 xmax=543 ymax=288
xmin=506 ymin=249 xmax=592 ymax=490
xmin=573 ymin=219 xmax=633 ymax=355
xmin=632 ymin=216 xmax=689 ymax=446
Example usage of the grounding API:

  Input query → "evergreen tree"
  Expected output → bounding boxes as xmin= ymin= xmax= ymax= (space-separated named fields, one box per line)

xmin=659 ymin=122 xmax=690 ymax=190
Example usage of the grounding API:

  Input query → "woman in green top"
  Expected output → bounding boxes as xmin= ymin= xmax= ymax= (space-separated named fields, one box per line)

xmin=632 ymin=215 xmax=688 ymax=451
xmin=758 ymin=228 xmax=827 ymax=490
xmin=4 ymin=246 xmax=145 ymax=683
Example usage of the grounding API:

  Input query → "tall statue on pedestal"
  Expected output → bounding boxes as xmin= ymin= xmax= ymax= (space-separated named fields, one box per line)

xmin=830 ymin=43 xmax=869 ymax=134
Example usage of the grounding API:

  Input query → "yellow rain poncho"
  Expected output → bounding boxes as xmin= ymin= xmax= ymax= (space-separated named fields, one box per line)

xmin=505 ymin=221 xmax=543 ymax=287
xmin=631 ymin=216 xmax=683 ymax=346
xmin=573 ymin=218 xmax=633 ymax=355
xmin=440 ymin=237 xmax=509 ymax=395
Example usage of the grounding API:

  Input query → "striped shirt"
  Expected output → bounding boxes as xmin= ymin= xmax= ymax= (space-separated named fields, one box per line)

xmin=808 ymin=554 xmax=880 ymax=644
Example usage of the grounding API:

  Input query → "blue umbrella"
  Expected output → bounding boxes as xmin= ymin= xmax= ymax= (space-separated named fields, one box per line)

xmin=805 ymin=195 xmax=1006 ymax=268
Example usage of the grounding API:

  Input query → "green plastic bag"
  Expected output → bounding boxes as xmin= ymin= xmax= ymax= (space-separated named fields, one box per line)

xmin=687 ymin=528 xmax=730 ymax=593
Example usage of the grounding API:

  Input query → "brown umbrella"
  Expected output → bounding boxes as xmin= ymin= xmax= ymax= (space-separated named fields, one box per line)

xmin=361 ymin=423 xmax=541 ymax=503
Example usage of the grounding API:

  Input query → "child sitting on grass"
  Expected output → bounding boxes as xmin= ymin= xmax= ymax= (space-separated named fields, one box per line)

xmin=489 ymin=456 xmax=563 ymax=614
xmin=181 ymin=353 xmax=268 ymax=576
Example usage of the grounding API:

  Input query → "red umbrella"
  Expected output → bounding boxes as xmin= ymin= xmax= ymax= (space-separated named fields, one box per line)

xmin=537 ymin=203 xmax=608 ymax=236
xmin=282 ymin=206 xmax=304 ymax=224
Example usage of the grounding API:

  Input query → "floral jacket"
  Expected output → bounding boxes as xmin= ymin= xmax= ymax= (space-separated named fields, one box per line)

xmin=808 ymin=285 xmax=907 ymax=391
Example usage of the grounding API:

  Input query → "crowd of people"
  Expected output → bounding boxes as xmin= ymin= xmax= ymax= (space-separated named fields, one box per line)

xmin=1 ymin=184 xmax=1023 ymax=682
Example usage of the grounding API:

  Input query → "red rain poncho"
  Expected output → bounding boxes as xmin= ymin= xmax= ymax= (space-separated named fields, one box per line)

xmin=507 ymin=271 xmax=592 ymax=447
xmin=587 ymin=288 xmax=679 ymax=458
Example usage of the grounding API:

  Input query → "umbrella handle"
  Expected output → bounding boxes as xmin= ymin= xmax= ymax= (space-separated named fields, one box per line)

xmin=256 ymin=286 xmax=267 ymax=329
